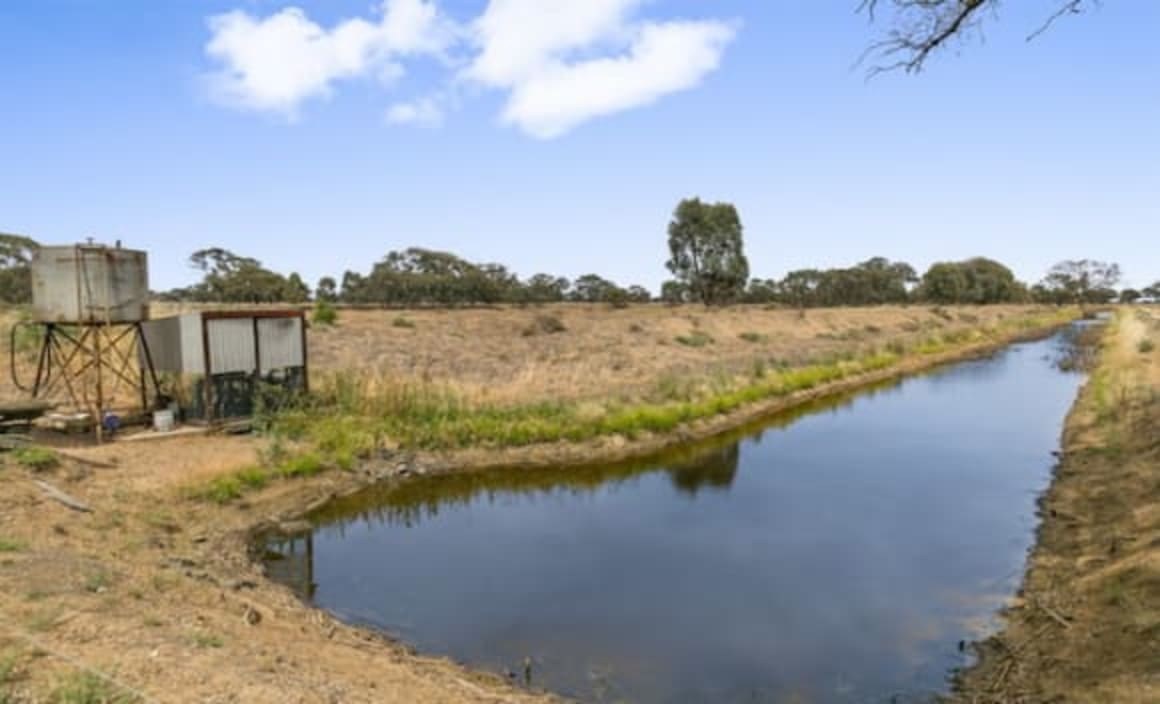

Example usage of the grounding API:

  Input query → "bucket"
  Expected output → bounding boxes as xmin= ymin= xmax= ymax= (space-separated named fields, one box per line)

xmin=153 ymin=409 xmax=175 ymax=433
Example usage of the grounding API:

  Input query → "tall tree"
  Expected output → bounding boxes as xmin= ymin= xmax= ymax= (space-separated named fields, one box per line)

xmin=666 ymin=198 xmax=749 ymax=305
xmin=1040 ymin=260 xmax=1122 ymax=304
xmin=0 ymin=232 xmax=39 ymax=304
xmin=315 ymin=276 xmax=338 ymax=302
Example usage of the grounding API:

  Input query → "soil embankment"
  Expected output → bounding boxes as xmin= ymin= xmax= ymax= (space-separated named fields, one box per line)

xmin=0 ymin=304 xmax=1091 ymax=702
xmin=955 ymin=307 xmax=1159 ymax=703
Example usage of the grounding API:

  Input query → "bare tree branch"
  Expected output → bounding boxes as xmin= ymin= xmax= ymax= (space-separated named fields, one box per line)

xmin=1027 ymin=0 xmax=1089 ymax=42
xmin=858 ymin=0 xmax=1095 ymax=75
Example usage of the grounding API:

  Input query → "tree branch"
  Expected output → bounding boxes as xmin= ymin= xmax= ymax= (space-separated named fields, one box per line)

xmin=859 ymin=0 xmax=1095 ymax=75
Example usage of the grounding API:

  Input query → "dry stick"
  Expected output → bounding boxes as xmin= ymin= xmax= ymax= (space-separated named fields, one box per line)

xmin=54 ymin=450 xmax=117 ymax=469
xmin=32 ymin=479 xmax=93 ymax=513
xmin=1033 ymin=598 xmax=1072 ymax=629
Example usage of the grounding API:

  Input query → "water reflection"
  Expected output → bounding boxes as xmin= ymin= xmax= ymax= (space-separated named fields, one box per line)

xmin=264 ymin=327 xmax=1090 ymax=704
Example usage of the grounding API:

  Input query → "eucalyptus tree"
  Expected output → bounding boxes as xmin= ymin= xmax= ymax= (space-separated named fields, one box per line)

xmin=666 ymin=198 xmax=749 ymax=305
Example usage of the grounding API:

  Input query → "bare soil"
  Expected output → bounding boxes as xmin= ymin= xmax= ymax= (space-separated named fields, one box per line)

xmin=0 ymin=303 xmax=1122 ymax=703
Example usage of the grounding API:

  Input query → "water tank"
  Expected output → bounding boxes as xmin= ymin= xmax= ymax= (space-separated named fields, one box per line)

xmin=31 ymin=244 xmax=149 ymax=324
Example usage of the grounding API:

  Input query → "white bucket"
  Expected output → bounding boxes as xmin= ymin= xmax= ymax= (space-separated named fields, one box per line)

xmin=153 ymin=409 xmax=175 ymax=433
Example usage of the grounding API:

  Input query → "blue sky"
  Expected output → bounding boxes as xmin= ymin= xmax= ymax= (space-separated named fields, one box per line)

xmin=1 ymin=1 xmax=1156 ymax=292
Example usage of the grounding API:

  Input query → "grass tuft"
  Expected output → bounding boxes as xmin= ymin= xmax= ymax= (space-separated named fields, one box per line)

xmin=12 ymin=446 xmax=59 ymax=471
xmin=51 ymin=671 xmax=139 ymax=704
xmin=391 ymin=316 xmax=416 ymax=329
xmin=675 ymin=330 xmax=714 ymax=348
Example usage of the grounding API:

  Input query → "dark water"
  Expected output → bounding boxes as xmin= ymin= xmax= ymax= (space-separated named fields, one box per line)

xmin=265 ymin=328 xmax=1090 ymax=703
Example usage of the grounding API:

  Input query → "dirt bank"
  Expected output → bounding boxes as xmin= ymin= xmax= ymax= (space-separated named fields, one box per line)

xmin=954 ymin=307 xmax=1159 ymax=704
xmin=0 ymin=306 xmax=1079 ymax=703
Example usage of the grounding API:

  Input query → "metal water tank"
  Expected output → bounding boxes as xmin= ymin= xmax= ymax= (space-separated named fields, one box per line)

xmin=31 ymin=244 xmax=149 ymax=324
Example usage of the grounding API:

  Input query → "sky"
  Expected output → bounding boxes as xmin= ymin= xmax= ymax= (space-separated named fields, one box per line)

xmin=0 ymin=0 xmax=1156 ymax=293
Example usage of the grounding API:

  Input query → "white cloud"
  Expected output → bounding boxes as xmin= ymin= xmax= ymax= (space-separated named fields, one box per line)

xmin=205 ymin=0 xmax=455 ymax=115
xmin=386 ymin=96 xmax=445 ymax=127
xmin=204 ymin=0 xmax=737 ymax=136
xmin=495 ymin=20 xmax=736 ymax=139
xmin=463 ymin=0 xmax=737 ymax=139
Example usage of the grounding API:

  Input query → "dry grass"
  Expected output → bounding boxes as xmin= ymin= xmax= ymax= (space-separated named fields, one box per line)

xmin=302 ymin=303 xmax=1053 ymax=407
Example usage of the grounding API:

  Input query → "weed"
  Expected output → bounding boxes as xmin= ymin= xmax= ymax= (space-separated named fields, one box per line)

xmin=391 ymin=316 xmax=416 ymax=329
xmin=51 ymin=672 xmax=139 ymax=703
xmin=1138 ymin=339 xmax=1154 ymax=354
xmin=276 ymin=453 xmax=324 ymax=479
xmin=738 ymin=331 xmax=767 ymax=344
xmin=142 ymin=617 xmax=163 ymax=628
xmin=83 ymin=571 xmax=112 ymax=594
xmin=311 ymin=300 xmax=338 ymax=326
xmin=0 ymin=651 xmax=16 ymax=685
xmin=0 ymin=538 xmax=24 ymax=553
xmin=235 ymin=466 xmax=270 ymax=490
xmin=190 ymin=633 xmax=223 ymax=650
xmin=195 ymin=475 xmax=243 ymax=504
xmin=675 ymin=330 xmax=714 ymax=348
xmin=12 ymin=446 xmax=58 ymax=471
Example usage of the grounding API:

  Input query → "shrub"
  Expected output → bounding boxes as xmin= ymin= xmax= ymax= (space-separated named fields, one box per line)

xmin=739 ymin=332 xmax=767 ymax=344
xmin=675 ymin=330 xmax=714 ymax=348
xmin=392 ymin=316 xmax=416 ymax=329
xmin=312 ymin=300 xmax=338 ymax=326
xmin=522 ymin=314 xmax=566 ymax=337
xmin=1139 ymin=339 xmax=1154 ymax=354
xmin=12 ymin=446 xmax=58 ymax=471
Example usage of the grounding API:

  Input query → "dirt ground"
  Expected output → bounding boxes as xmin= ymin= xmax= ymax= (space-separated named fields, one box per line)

xmin=955 ymin=307 xmax=1160 ymax=703
xmin=0 ymin=304 xmax=1104 ymax=703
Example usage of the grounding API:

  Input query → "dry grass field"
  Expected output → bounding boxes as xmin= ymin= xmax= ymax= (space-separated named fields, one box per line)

xmin=1 ymin=302 xmax=1051 ymax=410
xmin=302 ymin=303 xmax=1047 ymax=406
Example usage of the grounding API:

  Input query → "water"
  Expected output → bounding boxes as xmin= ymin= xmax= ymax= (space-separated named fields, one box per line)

xmin=264 ymin=328 xmax=1090 ymax=703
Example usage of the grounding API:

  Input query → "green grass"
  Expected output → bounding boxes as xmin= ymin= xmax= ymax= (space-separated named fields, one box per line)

xmin=51 ymin=672 xmax=139 ymax=704
xmin=12 ymin=446 xmax=59 ymax=471
xmin=738 ymin=331 xmax=768 ymax=344
xmin=0 ymin=538 xmax=24 ymax=553
xmin=275 ymin=453 xmax=324 ymax=479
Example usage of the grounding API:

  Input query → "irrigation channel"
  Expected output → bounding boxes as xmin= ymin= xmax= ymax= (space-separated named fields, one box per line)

xmin=264 ymin=324 xmax=1096 ymax=703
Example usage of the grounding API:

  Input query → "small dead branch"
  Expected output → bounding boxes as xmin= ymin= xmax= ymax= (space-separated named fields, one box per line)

xmin=1032 ymin=598 xmax=1072 ymax=629
xmin=54 ymin=450 xmax=118 ymax=469
xmin=32 ymin=479 xmax=93 ymax=513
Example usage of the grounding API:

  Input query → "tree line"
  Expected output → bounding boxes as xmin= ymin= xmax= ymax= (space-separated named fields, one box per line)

xmin=1 ymin=207 xmax=1153 ymax=308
